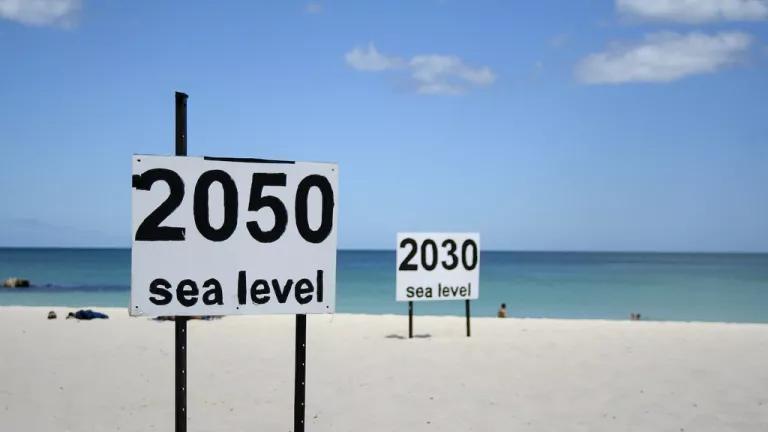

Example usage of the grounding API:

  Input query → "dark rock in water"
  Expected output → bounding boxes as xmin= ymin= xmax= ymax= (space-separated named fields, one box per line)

xmin=3 ymin=278 xmax=30 ymax=288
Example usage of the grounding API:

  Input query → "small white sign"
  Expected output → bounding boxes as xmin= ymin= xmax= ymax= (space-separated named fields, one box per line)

xmin=131 ymin=155 xmax=338 ymax=317
xmin=396 ymin=233 xmax=480 ymax=302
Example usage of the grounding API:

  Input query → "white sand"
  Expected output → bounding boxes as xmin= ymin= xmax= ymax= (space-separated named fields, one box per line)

xmin=1 ymin=307 xmax=767 ymax=431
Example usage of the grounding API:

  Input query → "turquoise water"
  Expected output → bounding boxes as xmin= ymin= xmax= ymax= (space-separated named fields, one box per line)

xmin=0 ymin=248 xmax=766 ymax=322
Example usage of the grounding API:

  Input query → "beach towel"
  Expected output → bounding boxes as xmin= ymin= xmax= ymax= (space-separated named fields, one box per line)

xmin=72 ymin=309 xmax=109 ymax=320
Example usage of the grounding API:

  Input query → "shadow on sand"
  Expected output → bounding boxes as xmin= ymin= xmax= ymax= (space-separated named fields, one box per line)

xmin=385 ymin=334 xmax=432 ymax=339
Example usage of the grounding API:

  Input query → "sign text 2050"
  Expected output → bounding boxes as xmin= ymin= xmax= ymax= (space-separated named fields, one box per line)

xmin=133 ymin=169 xmax=334 ymax=243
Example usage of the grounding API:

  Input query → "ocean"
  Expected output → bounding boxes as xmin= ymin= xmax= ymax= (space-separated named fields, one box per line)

xmin=0 ymin=248 xmax=766 ymax=323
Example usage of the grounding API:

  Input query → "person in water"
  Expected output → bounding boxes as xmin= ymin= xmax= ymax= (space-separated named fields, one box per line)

xmin=497 ymin=303 xmax=507 ymax=318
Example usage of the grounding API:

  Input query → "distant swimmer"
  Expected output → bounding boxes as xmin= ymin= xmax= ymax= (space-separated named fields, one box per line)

xmin=497 ymin=303 xmax=507 ymax=318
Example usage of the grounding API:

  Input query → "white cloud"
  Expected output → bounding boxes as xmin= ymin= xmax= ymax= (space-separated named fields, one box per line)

xmin=304 ymin=2 xmax=322 ymax=14
xmin=576 ymin=32 xmax=751 ymax=84
xmin=345 ymin=43 xmax=496 ymax=95
xmin=409 ymin=55 xmax=495 ymax=94
xmin=345 ymin=43 xmax=406 ymax=71
xmin=0 ymin=0 xmax=81 ymax=27
xmin=617 ymin=0 xmax=768 ymax=23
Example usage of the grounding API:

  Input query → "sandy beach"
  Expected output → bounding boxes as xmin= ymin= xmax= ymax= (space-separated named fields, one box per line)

xmin=0 ymin=307 xmax=766 ymax=431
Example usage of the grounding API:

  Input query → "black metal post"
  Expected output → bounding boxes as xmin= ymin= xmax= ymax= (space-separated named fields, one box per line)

xmin=175 ymin=317 xmax=187 ymax=432
xmin=294 ymin=314 xmax=307 ymax=432
xmin=465 ymin=299 xmax=471 ymax=337
xmin=174 ymin=91 xmax=188 ymax=432
xmin=408 ymin=301 xmax=413 ymax=338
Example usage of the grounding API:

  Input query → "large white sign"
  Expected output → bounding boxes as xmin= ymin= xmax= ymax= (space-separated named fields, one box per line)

xmin=131 ymin=155 xmax=338 ymax=317
xmin=396 ymin=233 xmax=480 ymax=302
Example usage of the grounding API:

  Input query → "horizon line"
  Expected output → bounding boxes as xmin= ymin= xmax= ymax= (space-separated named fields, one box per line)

xmin=0 ymin=246 xmax=766 ymax=254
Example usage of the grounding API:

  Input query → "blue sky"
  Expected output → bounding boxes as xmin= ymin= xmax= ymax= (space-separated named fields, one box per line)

xmin=0 ymin=0 xmax=766 ymax=251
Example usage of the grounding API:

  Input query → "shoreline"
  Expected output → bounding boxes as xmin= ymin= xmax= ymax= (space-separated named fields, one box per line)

xmin=5 ymin=305 xmax=768 ymax=327
xmin=3 ymin=250 xmax=766 ymax=324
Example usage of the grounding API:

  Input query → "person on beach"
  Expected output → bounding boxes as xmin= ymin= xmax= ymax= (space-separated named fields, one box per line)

xmin=497 ymin=303 xmax=507 ymax=318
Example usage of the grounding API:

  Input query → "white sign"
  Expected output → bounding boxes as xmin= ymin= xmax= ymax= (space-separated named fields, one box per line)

xmin=396 ymin=233 xmax=480 ymax=302
xmin=131 ymin=155 xmax=338 ymax=317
